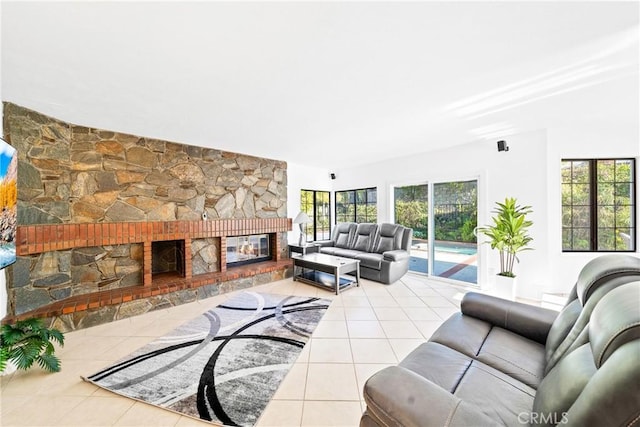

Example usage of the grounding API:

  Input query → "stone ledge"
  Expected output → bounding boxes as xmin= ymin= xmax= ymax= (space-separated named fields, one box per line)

xmin=2 ymin=260 xmax=293 ymax=331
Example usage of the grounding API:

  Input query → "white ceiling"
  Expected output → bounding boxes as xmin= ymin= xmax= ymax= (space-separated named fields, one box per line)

xmin=2 ymin=1 xmax=638 ymax=169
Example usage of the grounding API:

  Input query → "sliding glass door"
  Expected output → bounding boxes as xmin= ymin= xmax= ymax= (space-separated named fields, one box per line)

xmin=432 ymin=180 xmax=477 ymax=284
xmin=393 ymin=180 xmax=478 ymax=284
xmin=394 ymin=184 xmax=429 ymax=273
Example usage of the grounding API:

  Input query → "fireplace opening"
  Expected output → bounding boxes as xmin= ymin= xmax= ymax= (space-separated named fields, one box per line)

xmin=227 ymin=234 xmax=271 ymax=267
xmin=152 ymin=240 xmax=185 ymax=277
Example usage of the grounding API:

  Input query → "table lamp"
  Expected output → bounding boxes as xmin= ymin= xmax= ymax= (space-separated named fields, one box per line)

xmin=293 ymin=211 xmax=312 ymax=246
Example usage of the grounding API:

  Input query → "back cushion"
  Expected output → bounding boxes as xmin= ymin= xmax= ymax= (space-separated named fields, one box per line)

xmin=352 ymin=223 xmax=379 ymax=252
xmin=374 ymin=223 xmax=403 ymax=254
xmin=333 ymin=223 xmax=356 ymax=248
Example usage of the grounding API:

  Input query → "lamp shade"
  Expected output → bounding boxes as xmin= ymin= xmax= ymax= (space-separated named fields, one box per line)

xmin=293 ymin=211 xmax=312 ymax=224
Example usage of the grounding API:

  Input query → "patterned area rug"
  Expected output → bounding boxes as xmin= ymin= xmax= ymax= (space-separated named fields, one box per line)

xmin=84 ymin=292 xmax=330 ymax=426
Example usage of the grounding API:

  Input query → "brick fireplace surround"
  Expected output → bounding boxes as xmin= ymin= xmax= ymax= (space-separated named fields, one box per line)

xmin=6 ymin=218 xmax=292 ymax=328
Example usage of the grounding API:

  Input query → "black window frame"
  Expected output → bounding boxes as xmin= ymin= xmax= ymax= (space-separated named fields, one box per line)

xmin=300 ymin=189 xmax=331 ymax=242
xmin=335 ymin=187 xmax=377 ymax=224
xmin=561 ymin=158 xmax=636 ymax=252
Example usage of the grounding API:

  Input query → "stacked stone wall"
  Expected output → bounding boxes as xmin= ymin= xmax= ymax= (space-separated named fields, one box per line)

xmin=2 ymin=102 xmax=288 ymax=317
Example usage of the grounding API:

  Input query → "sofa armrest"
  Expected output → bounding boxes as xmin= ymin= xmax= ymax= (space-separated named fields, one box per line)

xmin=313 ymin=240 xmax=335 ymax=248
xmin=461 ymin=292 xmax=558 ymax=345
xmin=363 ymin=366 xmax=496 ymax=427
xmin=383 ymin=250 xmax=409 ymax=262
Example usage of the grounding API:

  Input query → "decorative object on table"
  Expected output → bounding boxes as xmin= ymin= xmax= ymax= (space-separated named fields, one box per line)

xmin=84 ymin=292 xmax=330 ymax=426
xmin=0 ymin=318 xmax=65 ymax=375
xmin=293 ymin=211 xmax=312 ymax=246
xmin=0 ymin=137 xmax=17 ymax=270
xmin=477 ymin=197 xmax=533 ymax=299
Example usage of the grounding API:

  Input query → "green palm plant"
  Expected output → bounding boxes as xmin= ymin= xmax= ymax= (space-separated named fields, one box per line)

xmin=0 ymin=318 xmax=65 ymax=373
xmin=478 ymin=197 xmax=533 ymax=278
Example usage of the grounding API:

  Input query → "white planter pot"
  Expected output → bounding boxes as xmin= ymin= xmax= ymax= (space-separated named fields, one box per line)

xmin=494 ymin=275 xmax=517 ymax=300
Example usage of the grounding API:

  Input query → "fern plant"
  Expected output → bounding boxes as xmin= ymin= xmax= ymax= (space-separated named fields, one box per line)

xmin=0 ymin=318 xmax=65 ymax=373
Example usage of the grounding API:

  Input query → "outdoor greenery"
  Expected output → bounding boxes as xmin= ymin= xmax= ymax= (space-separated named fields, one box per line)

xmin=478 ymin=197 xmax=533 ymax=278
xmin=394 ymin=182 xmax=477 ymax=243
xmin=300 ymin=190 xmax=331 ymax=241
xmin=0 ymin=318 xmax=65 ymax=373
xmin=561 ymin=159 xmax=635 ymax=251
xmin=336 ymin=188 xmax=377 ymax=224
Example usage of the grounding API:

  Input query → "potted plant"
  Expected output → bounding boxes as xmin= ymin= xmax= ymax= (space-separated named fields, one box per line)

xmin=478 ymin=197 xmax=533 ymax=299
xmin=0 ymin=318 xmax=65 ymax=375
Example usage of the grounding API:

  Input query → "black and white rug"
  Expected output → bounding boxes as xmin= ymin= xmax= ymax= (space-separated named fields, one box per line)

xmin=84 ymin=292 xmax=330 ymax=426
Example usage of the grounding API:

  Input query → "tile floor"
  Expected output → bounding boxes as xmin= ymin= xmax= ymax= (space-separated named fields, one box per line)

xmin=0 ymin=273 xmax=477 ymax=427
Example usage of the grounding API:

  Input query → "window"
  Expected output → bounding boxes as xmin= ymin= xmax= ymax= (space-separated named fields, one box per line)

xmin=300 ymin=190 xmax=331 ymax=241
xmin=335 ymin=187 xmax=377 ymax=223
xmin=562 ymin=158 xmax=636 ymax=251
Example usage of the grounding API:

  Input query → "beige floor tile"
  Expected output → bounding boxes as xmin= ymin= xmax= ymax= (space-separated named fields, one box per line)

xmin=304 ymin=364 xmax=359 ymax=400
xmin=353 ymin=363 xmax=394 ymax=399
xmin=346 ymin=321 xmax=386 ymax=338
xmin=350 ymin=339 xmax=397 ymax=364
xmin=50 ymin=396 xmax=135 ymax=426
xmin=257 ymin=400 xmax=304 ymax=427
xmin=413 ymin=320 xmax=444 ymax=338
xmin=361 ymin=286 xmax=390 ymax=297
xmin=393 ymin=296 xmax=427 ymax=308
xmin=339 ymin=295 xmax=371 ymax=307
xmin=273 ymin=363 xmax=308 ymax=400
xmin=175 ymin=414 xmax=216 ymax=426
xmin=115 ymin=401 xmax=182 ymax=426
xmin=308 ymin=339 xmax=353 ymax=363
xmin=373 ymin=307 xmax=409 ymax=320
xmin=296 ymin=341 xmax=311 ymax=363
xmin=322 ymin=304 xmax=346 ymax=320
xmin=343 ymin=306 xmax=377 ymax=321
xmin=312 ymin=320 xmax=349 ymax=338
xmin=2 ymin=396 xmax=87 ymax=426
xmin=421 ymin=295 xmax=458 ymax=307
xmin=386 ymin=284 xmax=416 ymax=297
xmin=300 ymin=401 xmax=363 ymax=426
xmin=432 ymin=306 xmax=459 ymax=320
xmin=388 ymin=339 xmax=425 ymax=360
xmin=379 ymin=320 xmax=423 ymax=339
xmin=406 ymin=286 xmax=441 ymax=297
xmin=366 ymin=295 xmax=400 ymax=308
xmin=402 ymin=306 xmax=441 ymax=321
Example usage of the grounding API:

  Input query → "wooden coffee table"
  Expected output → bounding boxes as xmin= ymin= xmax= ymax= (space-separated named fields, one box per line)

xmin=292 ymin=253 xmax=360 ymax=295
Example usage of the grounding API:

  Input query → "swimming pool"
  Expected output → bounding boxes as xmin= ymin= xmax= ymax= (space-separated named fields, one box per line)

xmin=411 ymin=240 xmax=477 ymax=256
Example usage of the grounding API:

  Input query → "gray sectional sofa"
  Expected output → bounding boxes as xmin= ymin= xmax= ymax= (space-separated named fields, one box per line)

xmin=314 ymin=222 xmax=413 ymax=284
xmin=361 ymin=254 xmax=640 ymax=426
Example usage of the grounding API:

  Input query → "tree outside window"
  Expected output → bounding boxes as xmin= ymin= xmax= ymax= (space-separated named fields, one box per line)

xmin=562 ymin=158 xmax=635 ymax=251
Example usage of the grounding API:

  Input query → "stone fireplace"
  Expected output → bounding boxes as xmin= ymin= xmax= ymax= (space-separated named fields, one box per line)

xmin=226 ymin=234 xmax=271 ymax=267
xmin=2 ymin=102 xmax=293 ymax=331
xmin=152 ymin=239 xmax=185 ymax=277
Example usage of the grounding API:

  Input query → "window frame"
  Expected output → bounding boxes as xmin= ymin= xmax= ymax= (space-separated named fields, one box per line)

xmin=335 ymin=187 xmax=377 ymax=224
xmin=300 ymin=189 xmax=331 ymax=242
xmin=561 ymin=158 xmax=636 ymax=252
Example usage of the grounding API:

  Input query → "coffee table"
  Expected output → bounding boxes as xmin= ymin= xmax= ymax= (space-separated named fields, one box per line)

xmin=292 ymin=252 xmax=360 ymax=295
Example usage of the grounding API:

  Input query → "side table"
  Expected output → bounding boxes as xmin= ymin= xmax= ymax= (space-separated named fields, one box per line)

xmin=289 ymin=243 xmax=320 ymax=257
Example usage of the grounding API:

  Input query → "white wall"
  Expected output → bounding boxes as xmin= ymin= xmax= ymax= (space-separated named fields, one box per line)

xmin=547 ymin=125 xmax=640 ymax=288
xmin=331 ymin=130 xmax=550 ymax=300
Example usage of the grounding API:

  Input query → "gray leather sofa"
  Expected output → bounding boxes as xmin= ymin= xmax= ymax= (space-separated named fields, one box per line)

xmin=315 ymin=222 xmax=413 ymax=284
xmin=361 ymin=254 xmax=640 ymax=426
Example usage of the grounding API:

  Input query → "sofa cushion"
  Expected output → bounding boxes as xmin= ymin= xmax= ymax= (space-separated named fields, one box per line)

xmin=373 ymin=223 xmax=403 ymax=253
xmin=333 ymin=223 xmax=356 ymax=248
xmin=430 ymin=313 xmax=546 ymax=389
xmin=355 ymin=252 xmax=383 ymax=270
xmin=399 ymin=341 xmax=535 ymax=426
xmin=352 ymin=223 xmax=378 ymax=252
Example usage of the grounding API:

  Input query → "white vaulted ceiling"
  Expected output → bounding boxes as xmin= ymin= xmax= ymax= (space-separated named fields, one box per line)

xmin=2 ymin=1 xmax=638 ymax=168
